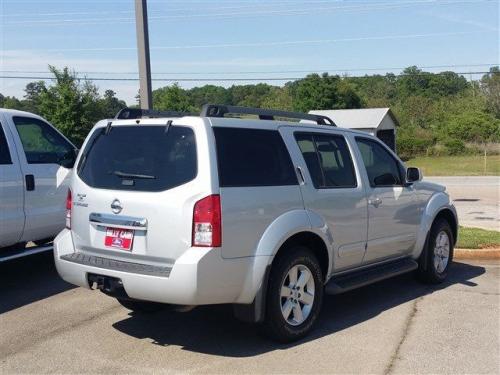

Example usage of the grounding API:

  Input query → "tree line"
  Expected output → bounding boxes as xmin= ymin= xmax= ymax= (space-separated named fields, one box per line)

xmin=1 ymin=65 xmax=499 ymax=158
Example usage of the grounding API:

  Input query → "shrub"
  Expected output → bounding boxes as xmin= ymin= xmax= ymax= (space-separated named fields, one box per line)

xmin=397 ymin=136 xmax=434 ymax=160
xmin=443 ymin=139 xmax=466 ymax=155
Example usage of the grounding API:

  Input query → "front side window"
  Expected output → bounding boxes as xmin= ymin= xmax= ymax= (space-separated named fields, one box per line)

xmin=78 ymin=125 xmax=197 ymax=192
xmin=213 ymin=127 xmax=297 ymax=187
xmin=295 ymin=133 xmax=357 ymax=188
xmin=0 ymin=125 xmax=12 ymax=165
xmin=355 ymin=137 xmax=403 ymax=187
xmin=13 ymin=116 xmax=74 ymax=166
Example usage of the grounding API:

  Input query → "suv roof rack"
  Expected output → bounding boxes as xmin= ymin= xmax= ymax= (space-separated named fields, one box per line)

xmin=200 ymin=104 xmax=336 ymax=126
xmin=115 ymin=107 xmax=196 ymax=120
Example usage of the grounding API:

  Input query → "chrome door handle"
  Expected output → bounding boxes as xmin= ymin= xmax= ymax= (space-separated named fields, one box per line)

xmin=369 ymin=197 xmax=382 ymax=207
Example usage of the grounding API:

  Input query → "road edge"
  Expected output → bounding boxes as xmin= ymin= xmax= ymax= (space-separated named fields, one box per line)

xmin=454 ymin=248 xmax=500 ymax=260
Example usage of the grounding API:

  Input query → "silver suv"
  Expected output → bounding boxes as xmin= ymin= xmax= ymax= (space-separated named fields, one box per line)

xmin=54 ymin=105 xmax=458 ymax=342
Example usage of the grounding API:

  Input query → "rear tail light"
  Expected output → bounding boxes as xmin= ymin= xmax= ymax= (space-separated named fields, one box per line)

xmin=192 ymin=194 xmax=221 ymax=247
xmin=66 ymin=189 xmax=72 ymax=229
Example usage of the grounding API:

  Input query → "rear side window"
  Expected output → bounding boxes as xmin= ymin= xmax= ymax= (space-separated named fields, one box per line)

xmin=295 ymin=133 xmax=357 ymax=188
xmin=78 ymin=126 xmax=197 ymax=192
xmin=213 ymin=127 xmax=297 ymax=187
xmin=13 ymin=116 xmax=74 ymax=165
xmin=0 ymin=124 xmax=12 ymax=164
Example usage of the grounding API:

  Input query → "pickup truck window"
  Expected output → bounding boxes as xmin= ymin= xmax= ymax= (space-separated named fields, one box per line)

xmin=355 ymin=137 xmax=402 ymax=187
xmin=295 ymin=133 xmax=357 ymax=188
xmin=13 ymin=116 xmax=74 ymax=166
xmin=0 ymin=124 xmax=12 ymax=164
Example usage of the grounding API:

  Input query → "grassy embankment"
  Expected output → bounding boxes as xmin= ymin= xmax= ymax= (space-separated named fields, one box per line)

xmin=457 ymin=227 xmax=500 ymax=249
xmin=406 ymin=155 xmax=500 ymax=176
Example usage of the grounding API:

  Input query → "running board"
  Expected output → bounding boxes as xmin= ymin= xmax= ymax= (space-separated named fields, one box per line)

xmin=325 ymin=258 xmax=418 ymax=295
xmin=0 ymin=245 xmax=53 ymax=262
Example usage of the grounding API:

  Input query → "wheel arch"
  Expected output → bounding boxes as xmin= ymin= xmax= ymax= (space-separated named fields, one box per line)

xmin=412 ymin=191 xmax=458 ymax=259
xmin=433 ymin=208 xmax=458 ymax=245
xmin=273 ymin=231 xmax=330 ymax=281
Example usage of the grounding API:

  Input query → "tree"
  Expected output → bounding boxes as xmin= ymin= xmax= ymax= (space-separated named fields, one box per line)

xmin=23 ymin=81 xmax=47 ymax=113
xmin=1 ymin=95 xmax=25 ymax=110
xmin=99 ymin=89 xmax=127 ymax=118
xmin=188 ymin=85 xmax=231 ymax=109
xmin=229 ymin=83 xmax=274 ymax=107
xmin=261 ymin=87 xmax=293 ymax=111
xmin=37 ymin=66 xmax=103 ymax=146
xmin=288 ymin=73 xmax=361 ymax=112
xmin=481 ymin=67 xmax=500 ymax=118
xmin=153 ymin=83 xmax=193 ymax=112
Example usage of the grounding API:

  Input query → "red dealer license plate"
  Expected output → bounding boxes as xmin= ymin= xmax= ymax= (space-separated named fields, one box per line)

xmin=104 ymin=228 xmax=134 ymax=251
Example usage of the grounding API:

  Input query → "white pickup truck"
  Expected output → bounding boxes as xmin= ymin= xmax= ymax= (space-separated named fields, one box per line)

xmin=0 ymin=108 xmax=77 ymax=261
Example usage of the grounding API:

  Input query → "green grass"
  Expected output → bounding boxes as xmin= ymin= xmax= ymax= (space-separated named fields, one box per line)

xmin=406 ymin=155 xmax=500 ymax=176
xmin=457 ymin=226 xmax=500 ymax=249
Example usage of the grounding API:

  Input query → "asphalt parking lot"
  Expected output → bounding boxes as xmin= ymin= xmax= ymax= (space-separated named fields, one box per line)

xmin=1 ymin=253 xmax=498 ymax=374
xmin=426 ymin=176 xmax=499 ymax=232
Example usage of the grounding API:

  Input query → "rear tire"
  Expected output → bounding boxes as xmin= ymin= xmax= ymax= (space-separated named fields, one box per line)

xmin=418 ymin=218 xmax=454 ymax=284
xmin=116 ymin=298 xmax=165 ymax=313
xmin=261 ymin=245 xmax=324 ymax=342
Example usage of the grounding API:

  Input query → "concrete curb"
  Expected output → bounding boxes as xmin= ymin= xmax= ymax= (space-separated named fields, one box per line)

xmin=454 ymin=248 xmax=500 ymax=260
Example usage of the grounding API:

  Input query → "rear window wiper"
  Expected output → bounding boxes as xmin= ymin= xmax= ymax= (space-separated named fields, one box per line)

xmin=112 ymin=171 xmax=156 ymax=179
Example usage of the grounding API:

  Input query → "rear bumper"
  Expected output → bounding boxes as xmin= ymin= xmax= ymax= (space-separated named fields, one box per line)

xmin=53 ymin=229 xmax=271 ymax=305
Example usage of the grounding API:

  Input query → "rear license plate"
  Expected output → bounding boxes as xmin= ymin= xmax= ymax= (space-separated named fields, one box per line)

xmin=104 ymin=228 xmax=134 ymax=251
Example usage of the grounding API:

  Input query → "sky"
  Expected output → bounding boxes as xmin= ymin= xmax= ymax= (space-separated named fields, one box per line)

xmin=1 ymin=0 xmax=499 ymax=105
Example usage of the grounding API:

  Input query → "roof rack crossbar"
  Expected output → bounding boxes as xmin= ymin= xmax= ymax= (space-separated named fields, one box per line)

xmin=200 ymin=104 xmax=336 ymax=126
xmin=115 ymin=107 xmax=196 ymax=120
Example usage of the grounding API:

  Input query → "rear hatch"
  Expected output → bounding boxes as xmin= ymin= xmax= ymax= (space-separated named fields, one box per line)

xmin=70 ymin=118 xmax=215 ymax=266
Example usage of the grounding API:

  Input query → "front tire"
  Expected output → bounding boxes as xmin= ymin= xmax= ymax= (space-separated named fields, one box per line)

xmin=418 ymin=219 xmax=454 ymax=284
xmin=262 ymin=246 xmax=324 ymax=342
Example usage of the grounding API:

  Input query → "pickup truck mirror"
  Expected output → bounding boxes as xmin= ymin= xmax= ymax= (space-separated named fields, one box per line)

xmin=406 ymin=167 xmax=422 ymax=183
xmin=58 ymin=148 xmax=79 ymax=169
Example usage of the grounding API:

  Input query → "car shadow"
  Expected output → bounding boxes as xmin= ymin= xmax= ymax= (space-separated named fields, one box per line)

xmin=112 ymin=261 xmax=485 ymax=357
xmin=0 ymin=252 xmax=76 ymax=314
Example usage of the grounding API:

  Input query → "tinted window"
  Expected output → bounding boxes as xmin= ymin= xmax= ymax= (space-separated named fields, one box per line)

xmin=295 ymin=133 xmax=357 ymax=188
xmin=213 ymin=127 xmax=297 ymax=187
xmin=355 ymin=137 xmax=402 ymax=187
xmin=13 ymin=116 xmax=74 ymax=165
xmin=78 ymin=126 xmax=197 ymax=192
xmin=0 ymin=124 xmax=12 ymax=165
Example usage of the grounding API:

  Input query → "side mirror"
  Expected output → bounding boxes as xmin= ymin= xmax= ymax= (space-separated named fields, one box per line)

xmin=59 ymin=148 xmax=79 ymax=169
xmin=406 ymin=167 xmax=422 ymax=183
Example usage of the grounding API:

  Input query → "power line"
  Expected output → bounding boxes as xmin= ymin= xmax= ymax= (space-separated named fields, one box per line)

xmin=1 ymin=0 xmax=363 ymax=17
xmin=8 ymin=30 xmax=493 ymax=53
xmin=4 ymin=0 xmax=492 ymax=27
xmin=0 ymin=64 xmax=497 ymax=76
xmin=0 ymin=71 xmax=495 ymax=83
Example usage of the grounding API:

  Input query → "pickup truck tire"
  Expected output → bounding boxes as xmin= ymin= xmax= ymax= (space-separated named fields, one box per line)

xmin=418 ymin=218 xmax=454 ymax=284
xmin=116 ymin=298 xmax=165 ymax=313
xmin=261 ymin=245 xmax=324 ymax=343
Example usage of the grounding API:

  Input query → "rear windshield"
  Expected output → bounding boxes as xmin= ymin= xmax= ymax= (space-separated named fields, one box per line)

xmin=78 ymin=125 xmax=197 ymax=192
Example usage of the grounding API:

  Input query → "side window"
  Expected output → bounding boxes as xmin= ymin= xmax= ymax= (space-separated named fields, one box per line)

xmin=0 ymin=124 xmax=13 ymax=165
xmin=355 ymin=137 xmax=402 ymax=187
xmin=295 ymin=133 xmax=357 ymax=188
xmin=13 ymin=116 xmax=74 ymax=166
xmin=213 ymin=127 xmax=298 ymax=187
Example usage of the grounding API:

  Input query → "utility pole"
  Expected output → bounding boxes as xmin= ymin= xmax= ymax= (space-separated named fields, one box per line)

xmin=135 ymin=0 xmax=152 ymax=109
